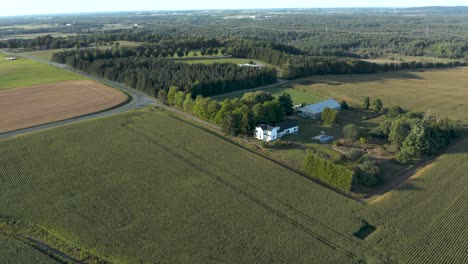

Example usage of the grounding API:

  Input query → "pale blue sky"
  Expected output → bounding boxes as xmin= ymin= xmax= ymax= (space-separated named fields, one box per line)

xmin=1 ymin=0 xmax=467 ymax=17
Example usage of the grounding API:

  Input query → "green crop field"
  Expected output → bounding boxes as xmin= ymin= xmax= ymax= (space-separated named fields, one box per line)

xmin=0 ymin=109 xmax=389 ymax=263
xmin=0 ymin=235 xmax=60 ymax=264
xmin=214 ymin=84 xmax=327 ymax=104
xmin=0 ymin=53 xmax=83 ymax=89
xmin=364 ymin=138 xmax=468 ymax=263
xmin=2 ymin=107 xmax=468 ymax=262
xmin=283 ymin=67 xmax=468 ymax=121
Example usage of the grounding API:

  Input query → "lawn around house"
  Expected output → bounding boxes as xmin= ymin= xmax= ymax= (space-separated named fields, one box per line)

xmin=252 ymin=67 xmax=468 ymax=196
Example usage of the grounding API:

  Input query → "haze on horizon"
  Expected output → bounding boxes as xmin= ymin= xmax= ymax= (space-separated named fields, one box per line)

xmin=1 ymin=0 xmax=467 ymax=17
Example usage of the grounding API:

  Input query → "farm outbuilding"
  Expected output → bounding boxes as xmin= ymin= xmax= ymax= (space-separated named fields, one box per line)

xmin=297 ymin=99 xmax=341 ymax=119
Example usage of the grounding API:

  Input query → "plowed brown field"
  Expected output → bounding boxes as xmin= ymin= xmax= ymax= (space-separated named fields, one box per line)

xmin=0 ymin=80 xmax=127 ymax=133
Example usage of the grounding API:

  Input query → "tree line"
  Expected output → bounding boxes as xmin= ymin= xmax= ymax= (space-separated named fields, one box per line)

xmin=228 ymin=43 xmax=466 ymax=79
xmin=163 ymin=89 xmax=293 ymax=136
xmin=0 ymin=33 xmax=224 ymax=52
xmin=51 ymin=50 xmax=277 ymax=97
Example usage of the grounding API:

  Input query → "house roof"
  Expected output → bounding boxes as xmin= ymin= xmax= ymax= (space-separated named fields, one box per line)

xmin=257 ymin=120 xmax=298 ymax=132
xmin=277 ymin=120 xmax=298 ymax=132
xmin=258 ymin=124 xmax=277 ymax=131
xmin=298 ymin=99 xmax=340 ymax=114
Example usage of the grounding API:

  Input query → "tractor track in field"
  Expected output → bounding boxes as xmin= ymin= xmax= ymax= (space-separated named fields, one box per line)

xmin=124 ymin=125 xmax=394 ymax=263
xmin=19 ymin=235 xmax=83 ymax=264
xmin=146 ymin=126 xmax=393 ymax=263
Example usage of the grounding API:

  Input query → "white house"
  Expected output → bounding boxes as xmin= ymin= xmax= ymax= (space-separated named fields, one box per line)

xmin=297 ymin=99 xmax=341 ymax=119
xmin=255 ymin=120 xmax=299 ymax=142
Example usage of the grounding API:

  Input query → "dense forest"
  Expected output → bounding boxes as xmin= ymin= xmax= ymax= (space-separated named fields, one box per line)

xmin=52 ymin=49 xmax=277 ymax=97
xmin=2 ymin=8 xmax=468 ymax=59
xmin=22 ymin=34 xmax=462 ymax=83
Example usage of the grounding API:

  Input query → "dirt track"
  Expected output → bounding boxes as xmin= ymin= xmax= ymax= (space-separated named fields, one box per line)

xmin=0 ymin=80 xmax=127 ymax=133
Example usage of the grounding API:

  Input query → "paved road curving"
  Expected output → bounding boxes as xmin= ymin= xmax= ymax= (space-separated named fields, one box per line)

xmin=0 ymin=50 xmax=156 ymax=140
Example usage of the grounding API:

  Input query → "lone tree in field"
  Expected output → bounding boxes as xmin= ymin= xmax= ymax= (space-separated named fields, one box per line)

xmin=343 ymin=124 xmax=360 ymax=141
xmin=362 ymin=97 xmax=370 ymax=110
xmin=322 ymin=107 xmax=338 ymax=125
xmin=372 ymin=98 xmax=383 ymax=113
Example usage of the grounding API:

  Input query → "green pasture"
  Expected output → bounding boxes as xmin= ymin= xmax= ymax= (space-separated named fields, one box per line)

xmin=0 ymin=53 xmax=83 ymax=89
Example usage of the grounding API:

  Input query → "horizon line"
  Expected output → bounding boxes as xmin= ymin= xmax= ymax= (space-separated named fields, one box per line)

xmin=1 ymin=5 xmax=467 ymax=18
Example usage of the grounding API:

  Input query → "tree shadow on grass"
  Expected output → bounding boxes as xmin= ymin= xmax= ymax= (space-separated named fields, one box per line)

xmin=394 ymin=178 xmax=424 ymax=192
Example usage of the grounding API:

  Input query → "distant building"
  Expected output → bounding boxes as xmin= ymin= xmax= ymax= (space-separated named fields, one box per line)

xmin=237 ymin=63 xmax=263 ymax=68
xmin=5 ymin=57 xmax=17 ymax=61
xmin=297 ymin=99 xmax=341 ymax=119
xmin=255 ymin=120 xmax=299 ymax=142
xmin=313 ymin=132 xmax=334 ymax=143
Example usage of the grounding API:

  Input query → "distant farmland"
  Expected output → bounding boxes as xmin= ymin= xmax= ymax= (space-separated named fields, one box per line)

xmin=284 ymin=67 xmax=468 ymax=121
xmin=0 ymin=80 xmax=127 ymax=133
xmin=0 ymin=53 xmax=82 ymax=89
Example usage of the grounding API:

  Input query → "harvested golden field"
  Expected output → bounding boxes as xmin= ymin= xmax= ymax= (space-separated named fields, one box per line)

xmin=287 ymin=67 xmax=468 ymax=121
xmin=0 ymin=80 xmax=127 ymax=133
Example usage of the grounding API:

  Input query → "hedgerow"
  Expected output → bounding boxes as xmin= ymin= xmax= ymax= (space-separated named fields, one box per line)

xmin=303 ymin=153 xmax=354 ymax=192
